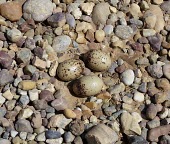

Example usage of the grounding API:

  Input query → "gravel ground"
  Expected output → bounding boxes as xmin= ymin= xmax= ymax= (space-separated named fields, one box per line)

xmin=0 ymin=0 xmax=170 ymax=144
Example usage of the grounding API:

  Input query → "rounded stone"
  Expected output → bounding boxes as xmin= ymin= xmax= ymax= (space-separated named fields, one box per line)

xmin=163 ymin=64 xmax=170 ymax=80
xmin=23 ymin=0 xmax=53 ymax=21
xmin=95 ymin=30 xmax=105 ymax=42
xmin=133 ymin=91 xmax=145 ymax=102
xmin=52 ymin=35 xmax=71 ymax=53
xmin=120 ymin=69 xmax=135 ymax=85
xmin=64 ymin=109 xmax=76 ymax=119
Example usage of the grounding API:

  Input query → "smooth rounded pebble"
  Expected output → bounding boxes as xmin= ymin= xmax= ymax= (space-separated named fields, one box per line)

xmin=120 ymin=69 xmax=135 ymax=85
xmin=133 ymin=91 xmax=145 ymax=102
xmin=23 ymin=0 xmax=53 ymax=21
xmin=73 ymin=75 xmax=104 ymax=97
xmin=163 ymin=64 xmax=170 ymax=80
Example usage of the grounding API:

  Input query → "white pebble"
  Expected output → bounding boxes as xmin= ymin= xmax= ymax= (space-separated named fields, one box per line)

xmin=133 ymin=91 xmax=144 ymax=102
xmin=120 ymin=69 xmax=135 ymax=85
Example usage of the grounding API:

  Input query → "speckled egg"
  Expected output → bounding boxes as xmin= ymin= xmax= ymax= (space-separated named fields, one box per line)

xmin=57 ymin=59 xmax=85 ymax=81
xmin=85 ymin=50 xmax=112 ymax=71
xmin=73 ymin=75 xmax=104 ymax=97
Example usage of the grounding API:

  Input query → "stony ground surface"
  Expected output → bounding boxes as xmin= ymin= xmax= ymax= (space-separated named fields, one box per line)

xmin=0 ymin=0 xmax=170 ymax=144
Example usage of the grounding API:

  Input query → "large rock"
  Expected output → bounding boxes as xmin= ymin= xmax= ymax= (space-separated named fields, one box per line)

xmin=92 ymin=3 xmax=110 ymax=25
xmin=0 ymin=1 xmax=22 ymax=21
xmin=85 ymin=124 xmax=119 ymax=144
xmin=52 ymin=35 xmax=71 ymax=53
xmin=23 ymin=0 xmax=53 ymax=21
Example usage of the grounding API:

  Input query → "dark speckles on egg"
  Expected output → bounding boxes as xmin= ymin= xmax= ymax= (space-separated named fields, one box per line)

xmin=73 ymin=75 xmax=104 ymax=97
xmin=57 ymin=59 xmax=85 ymax=81
xmin=85 ymin=50 xmax=112 ymax=72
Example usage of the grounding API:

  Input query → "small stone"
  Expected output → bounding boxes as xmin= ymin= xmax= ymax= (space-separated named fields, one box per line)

xmin=7 ymin=28 xmax=22 ymax=42
xmin=0 ymin=69 xmax=14 ymax=86
xmin=92 ymin=3 xmax=110 ymax=25
xmin=31 ymin=112 xmax=42 ymax=128
xmin=80 ymin=2 xmax=95 ymax=15
xmin=103 ymin=25 xmax=114 ymax=35
xmin=120 ymin=69 xmax=135 ymax=85
xmin=46 ymin=138 xmax=63 ymax=144
xmin=18 ymin=80 xmax=36 ymax=90
xmin=0 ymin=51 xmax=13 ymax=69
xmin=28 ymin=89 xmax=39 ymax=101
xmin=11 ymin=130 xmax=18 ymax=138
xmin=147 ymin=64 xmax=163 ymax=78
xmin=115 ymin=25 xmax=133 ymax=39
xmin=128 ymin=136 xmax=148 ymax=144
xmin=0 ymin=94 xmax=5 ymax=106
xmin=47 ymin=13 xmax=66 ymax=27
xmin=2 ymin=89 xmax=13 ymax=100
xmin=74 ymin=136 xmax=83 ymax=144
xmin=18 ymin=108 xmax=33 ymax=119
xmin=121 ymin=112 xmax=141 ymax=135
xmin=16 ymin=48 xmax=32 ymax=64
xmin=69 ymin=120 xmax=84 ymax=136
xmin=66 ymin=13 xmax=75 ymax=28
xmin=52 ymin=35 xmax=71 ymax=53
xmin=146 ymin=104 xmax=158 ymax=120
xmin=64 ymin=132 xmax=75 ymax=143
xmin=161 ymin=1 xmax=170 ymax=14
xmin=0 ymin=1 xmax=22 ymax=21
xmin=142 ymin=29 xmax=156 ymax=37
xmin=15 ymin=119 xmax=33 ymax=133
xmin=48 ymin=114 xmax=72 ymax=128
xmin=148 ymin=35 xmax=161 ymax=51
xmin=148 ymin=125 xmax=170 ymax=141
xmin=85 ymin=124 xmax=119 ymax=144
xmin=20 ymin=132 xmax=27 ymax=140
xmin=19 ymin=95 xmax=29 ymax=107
xmin=163 ymin=64 xmax=170 ymax=80
xmin=32 ymin=56 xmax=46 ymax=69
xmin=23 ymin=0 xmax=53 ymax=21
xmin=0 ymin=139 xmax=10 ymax=144
xmin=39 ymin=90 xmax=54 ymax=102
xmin=133 ymin=91 xmax=144 ymax=102
xmin=95 ymin=30 xmax=105 ymax=42
xmin=36 ymin=132 xmax=46 ymax=142
xmin=64 ymin=108 xmax=76 ymax=119
xmin=51 ymin=96 xmax=68 ymax=111
xmin=154 ymin=92 xmax=167 ymax=104
xmin=45 ymin=130 xmax=61 ymax=139
xmin=33 ymin=100 xmax=48 ymax=110
xmin=160 ymin=135 xmax=170 ymax=144
xmin=147 ymin=117 xmax=160 ymax=129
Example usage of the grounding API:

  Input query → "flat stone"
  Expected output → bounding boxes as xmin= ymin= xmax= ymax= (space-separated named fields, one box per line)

xmin=23 ymin=0 xmax=53 ymax=21
xmin=18 ymin=80 xmax=36 ymax=90
xmin=0 ymin=1 xmax=22 ymax=21
xmin=45 ymin=130 xmax=61 ymax=139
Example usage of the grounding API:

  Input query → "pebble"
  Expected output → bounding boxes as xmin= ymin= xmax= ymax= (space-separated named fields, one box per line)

xmin=47 ymin=13 xmax=66 ymax=27
xmin=45 ymin=130 xmax=61 ymax=139
xmin=163 ymin=64 xmax=170 ymax=80
xmin=0 ymin=51 xmax=13 ymax=69
xmin=64 ymin=109 xmax=76 ymax=119
xmin=133 ymin=91 xmax=145 ymax=102
xmin=95 ymin=30 xmax=105 ymax=42
xmin=147 ymin=64 xmax=163 ymax=78
xmin=51 ymin=96 xmax=68 ymax=111
xmin=146 ymin=104 xmax=158 ymax=120
xmin=16 ymin=48 xmax=32 ymax=64
xmin=0 ymin=139 xmax=11 ymax=144
xmin=0 ymin=1 xmax=22 ymax=21
xmin=92 ymin=3 xmax=110 ymax=25
xmin=85 ymin=124 xmax=119 ymax=144
xmin=64 ymin=131 xmax=75 ymax=143
xmin=48 ymin=114 xmax=72 ymax=128
xmin=128 ymin=136 xmax=148 ymax=144
xmin=7 ymin=28 xmax=22 ymax=42
xmin=18 ymin=80 xmax=36 ymax=90
xmin=115 ymin=25 xmax=133 ymax=39
xmin=69 ymin=120 xmax=84 ymax=136
xmin=36 ymin=132 xmax=46 ymax=142
xmin=28 ymin=89 xmax=39 ymax=101
xmin=18 ymin=108 xmax=33 ymax=119
xmin=0 ymin=69 xmax=14 ymax=86
xmin=39 ymin=90 xmax=54 ymax=102
xmin=120 ymin=69 xmax=135 ymax=86
xmin=148 ymin=35 xmax=161 ymax=51
xmin=23 ymin=0 xmax=53 ymax=21
xmin=15 ymin=119 xmax=33 ymax=133
xmin=52 ymin=35 xmax=71 ymax=53
xmin=66 ymin=13 xmax=75 ymax=28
